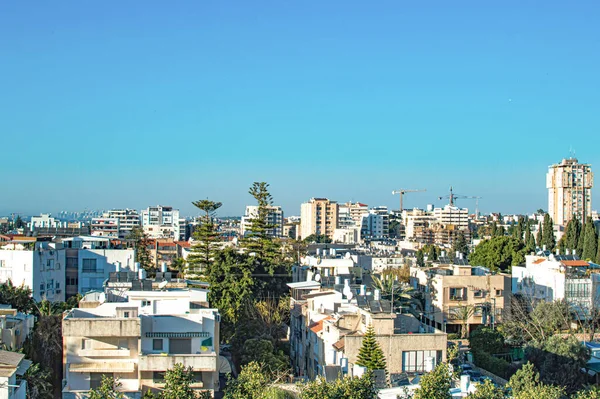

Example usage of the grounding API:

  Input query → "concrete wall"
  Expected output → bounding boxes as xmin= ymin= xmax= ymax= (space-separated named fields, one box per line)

xmin=78 ymin=249 xmax=135 ymax=294
xmin=345 ymin=333 xmax=447 ymax=374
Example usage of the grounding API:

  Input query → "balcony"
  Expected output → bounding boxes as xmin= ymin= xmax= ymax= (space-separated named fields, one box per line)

xmin=79 ymin=348 xmax=131 ymax=357
xmin=63 ymin=318 xmax=140 ymax=337
xmin=139 ymin=353 xmax=217 ymax=371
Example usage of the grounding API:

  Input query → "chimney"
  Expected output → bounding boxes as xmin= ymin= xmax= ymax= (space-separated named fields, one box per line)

xmin=573 ymin=249 xmax=577 ymax=256
xmin=556 ymin=248 xmax=560 ymax=255
xmin=566 ymin=249 xmax=570 ymax=255
xmin=139 ymin=268 xmax=147 ymax=281
xmin=115 ymin=261 xmax=121 ymax=272
xmin=133 ymin=262 xmax=140 ymax=272
xmin=335 ymin=276 xmax=341 ymax=285
xmin=161 ymin=262 xmax=168 ymax=273
xmin=374 ymin=289 xmax=381 ymax=301
xmin=359 ymin=285 xmax=366 ymax=296
xmin=543 ymin=245 xmax=547 ymax=251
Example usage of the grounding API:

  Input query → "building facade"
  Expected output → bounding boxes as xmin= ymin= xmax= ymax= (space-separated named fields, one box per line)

xmin=141 ymin=206 xmax=184 ymax=240
xmin=547 ymin=158 xmax=594 ymax=227
xmin=240 ymin=205 xmax=284 ymax=237
xmin=300 ymin=198 xmax=339 ymax=240
xmin=62 ymin=287 xmax=220 ymax=399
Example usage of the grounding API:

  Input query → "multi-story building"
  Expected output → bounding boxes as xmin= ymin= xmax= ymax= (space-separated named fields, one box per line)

xmin=512 ymin=251 xmax=600 ymax=318
xmin=360 ymin=207 xmax=390 ymax=239
xmin=547 ymin=158 xmax=594 ymax=227
xmin=411 ymin=263 xmax=511 ymax=335
xmin=0 ymin=350 xmax=31 ymax=399
xmin=62 ymin=285 xmax=220 ymax=399
xmin=300 ymin=198 xmax=339 ymax=240
xmin=240 ymin=205 xmax=284 ymax=237
xmin=141 ymin=206 xmax=183 ymax=240
xmin=92 ymin=210 xmax=142 ymax=239
xmin=0 ymin=239 xmax=66 ymax=302
xmin=28 ymin=213 xmax=60 ymax=229
xmin=432 ymin=205 xmax=469 ymax=230
xmin=403 ymin=209 xmax=436 ymax=243
xmin=288 ymin=281 xmax=446 ymax=379
xmin=0 ymin=305 xmax=35 ymax=351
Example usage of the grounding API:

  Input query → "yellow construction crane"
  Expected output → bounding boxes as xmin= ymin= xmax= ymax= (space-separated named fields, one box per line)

xmin=391 ymin=189 xmax=426 ymax=212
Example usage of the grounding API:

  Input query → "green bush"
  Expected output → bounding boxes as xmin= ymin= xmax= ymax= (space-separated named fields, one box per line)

xmin=447 ymin=333 xmax=460 ymax=340
xmin=473 ymin=351 xmax=510 ymax=379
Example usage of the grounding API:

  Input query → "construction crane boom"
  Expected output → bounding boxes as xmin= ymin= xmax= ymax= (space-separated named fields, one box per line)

xmin=438 ymin=187 xmax=482 ymax=216
xmin=392 ymin=189 xmax=426 ymax=212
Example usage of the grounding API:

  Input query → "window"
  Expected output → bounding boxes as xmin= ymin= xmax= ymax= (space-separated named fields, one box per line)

xmin=82 ymin=339 xmax=92 ymax=350
xmin=153 ymin=339 xmax=163 ymax=351
xmin=153 ymin=371 xmax=166 ymax=384
xmin=47 ymin=280 xmax=54 ymax=290
xmin=495 ymin=289 xmax=503 ymax=297
xmin=190 ymin=302 xmax=203 ymax=309
xmin=39 ymin=283 xmax=44 ymax=292
xmin=169 ymin=338 xmax=191 ymax=354
xmin=47 ymin=259 xmax=54 ymax=269
xmin=123 ymin=311 xmax=130 ymax=318
xmin=449 ymin=287 xmax=466 ymax=301
xmin=473 ymin=290 xmax=483 ymax=298
xmin=402 ymin=350 xmax=443 ymax=372
xmin=118 ymin=339 xmax=128 ymax=349
xmin=142 ymin=300 xmax=151 ymax=307
xmin=90 ymin=373 xmax=112 ymax=389
xmin=56 ymin=282 xmax=60 ymax=289
xmin=82 ymin=259 xmax=97 ymax=273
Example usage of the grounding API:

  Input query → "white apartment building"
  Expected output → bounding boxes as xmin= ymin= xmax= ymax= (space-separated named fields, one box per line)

xmin=240 ymin=205 xmax=284 ymax=237
xmin=0 ymin=240 xmax=66 ymax=302
xmin=360 ymin=206 xmax=390 ymax=239
xmin=141 ymin=206 xmax=184 ymax=240
xmin=0 ymin=351 xmax=31 ymax=399
xmin=403 ymin=209 xmax=436 ymax=242
xmin=432 ymin=205 xmax=469 ymax=229
xmin=62 ymin=287 xmax=220 ymax=399
xmin=512 ymin=251 xmax=600 ymax=317
xmin=547 ymin=158 xmax=594 ymax=227
xmin=0 ymin=306 xmax=35 ymax=351
xmin=288 ymin=281 xmax=446 ymax=379
xmin=92 ymin=210 xmax=141 ymax=239
xmin=28 ymin=214 xmax=61 ymax=229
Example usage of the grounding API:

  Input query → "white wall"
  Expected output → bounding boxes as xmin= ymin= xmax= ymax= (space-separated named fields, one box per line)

xmin=78 ymin=249 xmax=134 ymax=295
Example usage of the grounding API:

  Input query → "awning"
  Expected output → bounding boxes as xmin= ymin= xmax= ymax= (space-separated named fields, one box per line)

xmin=145 ymin=332 xmax=210 ymax=338
xmin=70 ymin=362 xmax=135 ymax=373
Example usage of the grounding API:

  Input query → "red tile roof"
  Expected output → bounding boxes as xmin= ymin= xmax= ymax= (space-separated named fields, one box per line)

xmin=561 ymin=260 xmax=590 ymax=267
xmin=533 ymin=259 xmax=546 ymax=264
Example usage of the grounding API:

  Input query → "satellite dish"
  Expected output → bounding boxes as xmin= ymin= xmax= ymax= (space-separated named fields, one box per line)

xmin=158 ymin=281 xmax=168 ymax=290
xmin=314 ymin=274 xmax=321 ymax=282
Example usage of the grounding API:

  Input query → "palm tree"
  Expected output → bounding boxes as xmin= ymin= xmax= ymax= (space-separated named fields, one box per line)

xmin=171 ymin=257 xmax=187 ymax=278
xmin=371 ymin=274 xmax=421 ymax=313
xmin=450 ymin=303 xmax=475 ymax=338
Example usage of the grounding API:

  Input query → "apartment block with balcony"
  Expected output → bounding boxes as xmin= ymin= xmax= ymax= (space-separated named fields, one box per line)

xmin=62 ymin=287 xmax=220 ymax=399
xmin=411 ymin=263 xmax=511 ymax=335
xmin=141 ymin=206 xmax=183 ymax=240
xmin=240 ymin=205 xmax=284 ymax=237
xmin=300 ymin=198 xmax=339 ymax=240
xmin=512 ymin=251 xmax=600 ymax=318
xmin=0 ymin=306 xmax=34 ymax=351
xmin=288 ymin=281 xmax=446 ymax=380
xmin=547 ymin=158 xmax=594 ymax=227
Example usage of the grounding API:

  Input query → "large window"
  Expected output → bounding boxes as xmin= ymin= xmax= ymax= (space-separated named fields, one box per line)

xmin=153 ymin=339 xmax=163 ymax=351
xmin=82 ymin=259 xmax=98 ymax=273
xmin=169 ymin=338 xmax=191 ymax=354
xmin=449 ymin=287 xmax=466 ymax=301
xmin=402 ymin=350 xmax=443 ymax=373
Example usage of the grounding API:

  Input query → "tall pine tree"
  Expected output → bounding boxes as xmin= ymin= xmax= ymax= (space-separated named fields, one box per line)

xmin=187 ymin=199 xmax=222 ymax=278
xmin=356 ymin=325 xmax=387 ymax=372
xmin=596 ymin=236 xmax=600 ymax=264
xmin=536 ymin=222 xmax=543 ymax=248
xmin=582 ymin=217 xmax=598 ymax=261
xmin=525 ymin=222 xmax=535 ymax=252
xmin=541 ymin=214 xmax=556 ymax=251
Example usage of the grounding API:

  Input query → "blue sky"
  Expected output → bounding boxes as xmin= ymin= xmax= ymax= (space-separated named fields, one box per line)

xmin=1 ymin=1 xmax=599 ymax=217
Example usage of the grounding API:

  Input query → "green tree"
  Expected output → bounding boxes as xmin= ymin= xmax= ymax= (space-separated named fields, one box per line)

xmin=596 ymin=235 xmax=600 ymax=264
xmin=24 ymin=363 xmax=54 ymax=399
xmin=452 ymin=231 xmax=469 ymax=258
xmin=541 ymin=214 xmax=556 ymax=251
xmin=187 ymin=199 xmax=223 ymax=278
xmin=450 ymin=304 xmax=475 ymax=339
xmin=502 ymin=298 xmax=570 ymax=345
xmin=513 ymin=216 xmax=525 ymax=241
xmin=490 ymin=222 xmax=498 ymax=237
xmin=300 ymin=372 xmax=378 ymax=399
xmin=524 ymin=222 xmax=535 ymax=252
xmin=525 ymin=334 xmax=590 ymax=394
xmin=371 ymin=275 xmax=420 ymax=312
xmin=0 ymin=280 xmax=35 ymax=313
xmin=161 ymin=363 xmax=197 ymax=399
xmin=206 ymin=247 xmax=255 ymax=324
xmin=467 ymin=379 xmax=505 ymax=399
xmin=413 ymin=363 xmax=452 ymax=399
xmin=88 ymin=375 xmax=124 ymax=399
xmin=356 ymin=325 xmax=387 ymax=372
xmin=416 ymin=249 xmax=425 ymax=267
xmin=127 ymin=226 xmax=153 ymax=272
xmin=507 ymin=362 xmax=565 ymax=399
xmin=572 ymin=387 xmax=600 ymax=399
xmin=469 ymin=327 xmax=505 ymax=356
xmin=240 ymin=338 xmax=289 ymax=374
xmin=536 ymin=222 xmax=543 ymax=248
xmin=224 ymin=362 xmax=292 ymax=399
xmin=302 ymin=234 xmax=332 ymax=244
xmin=564 ymin=218 xmax=581 ymax=253
xmin=468 ymin=237 xmax=526 ymax=272
xmin=582 ymin=217 xmax=598 ymax=261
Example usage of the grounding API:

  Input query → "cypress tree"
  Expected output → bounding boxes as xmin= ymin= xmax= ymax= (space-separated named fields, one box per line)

xmin=514 ymin=216 xmax=525 ymax=241
xmin=582 ymin=217 xmax=598 ymax=261
xmin=490 ymin=222 xmax=497 ymax=238
xmin=541 ymin=214 xmax=556 ymax=251
xmin=596 ymin=236 xmax=600 ymax=264
xmin=525 ymin=223 xmax=535 ymax=251
xmin=536 ymin=222 xmax=543 ymax=248
xmin=356 ymin=325 xmax=387 ymax=372
xmin=564 ymin=218 xmax=580 ymax=252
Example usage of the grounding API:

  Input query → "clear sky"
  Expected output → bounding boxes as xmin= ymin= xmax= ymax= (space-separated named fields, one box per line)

xmin=2 ymin=1 xmax=599 ymax=217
